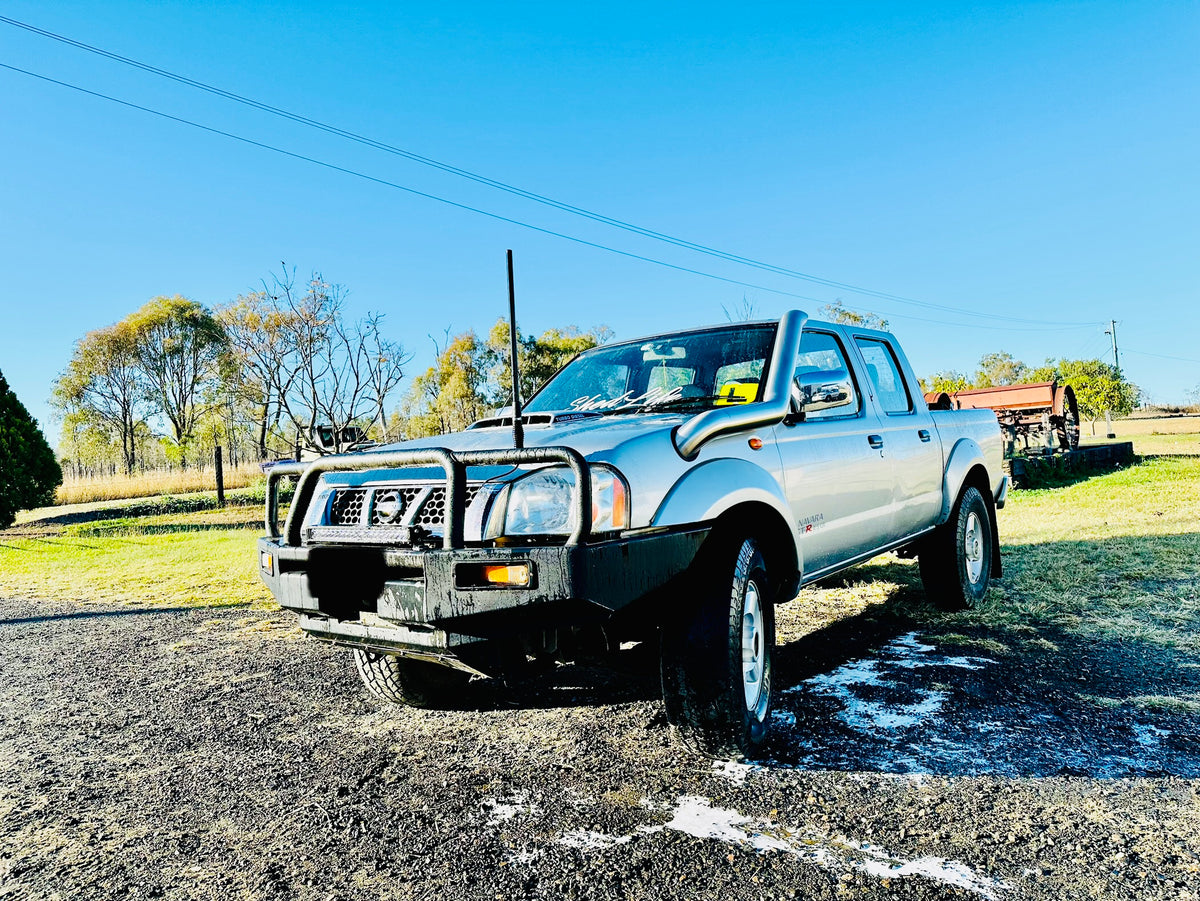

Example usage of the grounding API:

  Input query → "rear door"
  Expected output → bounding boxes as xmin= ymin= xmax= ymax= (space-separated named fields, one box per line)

xmin=773 ymin=328 xmax=894 ymax=577
xmin=850 ymin=334 xmax=944 ymax=540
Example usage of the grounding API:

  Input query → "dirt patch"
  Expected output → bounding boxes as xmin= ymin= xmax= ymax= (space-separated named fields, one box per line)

xmin=3 ymin=596 xmax=1199 ymax=900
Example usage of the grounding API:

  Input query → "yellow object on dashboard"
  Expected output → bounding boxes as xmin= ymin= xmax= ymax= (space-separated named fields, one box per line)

xmin=715 ymin=382 xmax=758 ymax=405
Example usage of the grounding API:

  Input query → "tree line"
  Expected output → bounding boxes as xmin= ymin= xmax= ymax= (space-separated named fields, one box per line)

xmin=52 ymin=270 xmax=610 ymax=477
xmin=50 ymin=284 xmax=1143 ymax=479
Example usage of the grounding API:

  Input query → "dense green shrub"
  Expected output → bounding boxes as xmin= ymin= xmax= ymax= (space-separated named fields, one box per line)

xmin=0 ymin=370 xmax=62 ymax=528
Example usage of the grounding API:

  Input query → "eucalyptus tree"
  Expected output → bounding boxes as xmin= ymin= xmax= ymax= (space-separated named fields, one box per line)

xmin=53 ymin=319 xmax=147 ymax=475
xmin=127 ymin=295 xmax=230 ymax=468
xmin=222 ymin=270 xmax=408 ymax=456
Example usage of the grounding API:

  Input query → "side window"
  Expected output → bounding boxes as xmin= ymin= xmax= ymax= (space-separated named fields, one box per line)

xmin=794 ymin=331 xmax=860 ymax=420
xmin=854 ymin=338 xmax=912 ymax=414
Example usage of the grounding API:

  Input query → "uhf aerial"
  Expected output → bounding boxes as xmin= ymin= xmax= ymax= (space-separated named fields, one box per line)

xmin=506 ymin=249 xmax=524 ymax=449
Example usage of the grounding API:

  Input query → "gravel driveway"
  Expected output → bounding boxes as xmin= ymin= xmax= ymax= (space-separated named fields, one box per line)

xmin=2 ymin=596 xmax=1198 ymax=900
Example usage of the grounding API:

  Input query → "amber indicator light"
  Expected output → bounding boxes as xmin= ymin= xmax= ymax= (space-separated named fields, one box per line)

xmin=483 ymin=564 xmax=529 ymax=586
xmin=748 ymin=437 xmax=764 ymax=450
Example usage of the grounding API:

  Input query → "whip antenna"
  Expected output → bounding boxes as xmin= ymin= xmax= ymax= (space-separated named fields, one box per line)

xmin=506 ymin=249 xmax=524 ymax=449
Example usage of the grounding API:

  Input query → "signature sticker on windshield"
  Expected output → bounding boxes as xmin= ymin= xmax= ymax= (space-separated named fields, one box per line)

xmin=569 ymin=386 xmax=684 ymax=412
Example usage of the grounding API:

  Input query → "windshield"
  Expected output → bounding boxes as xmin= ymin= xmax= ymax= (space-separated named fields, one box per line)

xmin=524 ymin=324 xmax=777 ymax=415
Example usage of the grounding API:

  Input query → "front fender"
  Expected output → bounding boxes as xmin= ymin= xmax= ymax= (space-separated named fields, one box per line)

xmin=651 ymin=457 xmax=803 ymax=571
xmin=939 ymin=437 xmax=987 ymax=525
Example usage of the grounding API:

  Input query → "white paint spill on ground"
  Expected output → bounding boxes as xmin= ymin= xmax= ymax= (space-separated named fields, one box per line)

xmin=855 ymin=846 xmax=1007 ymax=896
xmin=711 ymin=759 xmax=756 ymax=785
xmin=545 ymin=794 xmax=1007 ymax=899
xmin=482 ymin=793 xmax=536 ymax=826
xmin=770 ymin=632 xmax=1187 ymax=777
xmin=1132 ymin=723 xmax=1170 ymax=749
xmin=484 ymin=783 xmax=1007 ymax=897
xmin=786 ymin=632 xmax=995 ymax=736
xmin=557 ymin=830 xmax=638 ymax=850
xmin=661 ymin=796 xmax=797 ymax=854
xmin=506 ymin=848 xmax=542 ymax=865
xmin=770 ymin=631 xmax=1011 ymax=774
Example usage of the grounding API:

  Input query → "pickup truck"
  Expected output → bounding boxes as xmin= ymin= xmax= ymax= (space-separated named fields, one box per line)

xmin=258 ymin=310 xmax=1006 ymax=758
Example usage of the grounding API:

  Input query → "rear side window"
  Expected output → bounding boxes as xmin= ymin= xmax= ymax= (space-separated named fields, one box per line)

xmin=855 ymin=338 xmax=912 ymax=414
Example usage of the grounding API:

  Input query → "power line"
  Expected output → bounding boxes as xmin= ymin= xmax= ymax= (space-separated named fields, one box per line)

xmin=1124 ymin=348 xmax=1200 ymax=365
xmin=0 ymin=14 xmax=1106 ymax=330
xmin=2 ymin=62 xmax=1102 ymax=335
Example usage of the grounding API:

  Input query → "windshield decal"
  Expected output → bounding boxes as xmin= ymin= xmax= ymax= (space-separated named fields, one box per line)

xmin=569 ymin=386 xmax=684 ymax=412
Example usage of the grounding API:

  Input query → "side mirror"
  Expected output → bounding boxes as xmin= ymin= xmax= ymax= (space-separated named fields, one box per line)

xmin=791 ymin=368 xmax=854 ymax=418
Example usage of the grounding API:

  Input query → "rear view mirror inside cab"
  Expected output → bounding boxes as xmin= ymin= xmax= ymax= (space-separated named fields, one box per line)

xmin=641 ymin=343 xmax=687 ymax=362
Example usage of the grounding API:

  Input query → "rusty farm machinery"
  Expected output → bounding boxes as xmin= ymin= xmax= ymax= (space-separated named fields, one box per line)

xmin=925 ymin=381 xmax=1081 ymax=456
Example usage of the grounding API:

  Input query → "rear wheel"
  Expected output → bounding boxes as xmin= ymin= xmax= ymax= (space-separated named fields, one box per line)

xmin=352 ymin=650 xmax=471 ymax=708
xmin=661 ymin=534 xmax=775 ymax=759
xmin=919 ymin=485 xmax=993 ymax=610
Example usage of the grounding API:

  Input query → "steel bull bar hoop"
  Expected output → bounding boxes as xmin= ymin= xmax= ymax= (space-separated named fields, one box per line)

xmin=266 ymin=446 xmax=592 ymax=549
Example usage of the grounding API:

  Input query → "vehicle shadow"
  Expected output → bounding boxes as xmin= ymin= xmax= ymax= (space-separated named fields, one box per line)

xmin=762 ymin=545 xmax=1200 ymax=779
xmin=0 ymin=605 xmax=202 ymax=626
xmin=438 ymin=640 xmax=667 ymax=711
xmin=356 ymin=528 xmax=1200 ymax=780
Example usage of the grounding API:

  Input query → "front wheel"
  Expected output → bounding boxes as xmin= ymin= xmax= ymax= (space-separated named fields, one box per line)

xmin=661 ymin=535 xmax=776 ymax=759
xmin=919 ymin=485 xmax=993 ymax=610
xmin=352 ymin=649 xmax=471 ymax=708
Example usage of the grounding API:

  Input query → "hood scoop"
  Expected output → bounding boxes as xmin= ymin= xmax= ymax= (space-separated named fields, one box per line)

xmin=469 ymin=410 xmax=602 ymax=430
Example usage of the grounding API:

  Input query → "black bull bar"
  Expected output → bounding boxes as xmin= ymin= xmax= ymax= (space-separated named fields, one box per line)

xmin=266 ymin=446 xmax=592 ymax=547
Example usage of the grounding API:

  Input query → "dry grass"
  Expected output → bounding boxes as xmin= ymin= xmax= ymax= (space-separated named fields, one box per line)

xmin=56 ymin=462 xmax=266 ymax=505
xmin=1080 ymin=418 xmax=1200 ymax=456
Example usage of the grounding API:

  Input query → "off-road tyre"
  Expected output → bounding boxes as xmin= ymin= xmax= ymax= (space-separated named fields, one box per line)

xmin=352 ymin=649 xmax=470 ymax=708
xmin=919 ymin=485 xmax=993 ymax=611
xmin=661 ymin=534 xmax=775 ymax=759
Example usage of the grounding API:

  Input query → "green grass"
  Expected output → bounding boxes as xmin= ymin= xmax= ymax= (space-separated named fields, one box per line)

xmin=0 ymin=506 xmax=275 ymax=608
xmin=854 ymin=455 xmax=1200 ymax=652
xmin=5 ymin=454 xmax=1199 ymax=649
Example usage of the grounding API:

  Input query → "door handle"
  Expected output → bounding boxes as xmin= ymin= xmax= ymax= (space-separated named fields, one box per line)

xmin=868 ymin=434 xmax=884 ymax=449
xmin=918 ymin=429 xmax=931 ymax=442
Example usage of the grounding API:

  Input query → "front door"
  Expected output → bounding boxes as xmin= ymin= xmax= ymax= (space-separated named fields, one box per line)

xmin=774 ymin=329 xmax=894 ymax=578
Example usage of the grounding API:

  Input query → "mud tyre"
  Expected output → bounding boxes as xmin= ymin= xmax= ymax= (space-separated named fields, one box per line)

xmin=661 ymin=535 xmax=775 ymax=759
xmin=352 ymin=650 xmax=470 ymax=708
xmin=919 ymin=485 xmax=993 ymax=611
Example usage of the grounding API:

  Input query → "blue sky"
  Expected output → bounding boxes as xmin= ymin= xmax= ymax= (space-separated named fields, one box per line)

xmin=1 ymin=1 xmax=1197 ymax=436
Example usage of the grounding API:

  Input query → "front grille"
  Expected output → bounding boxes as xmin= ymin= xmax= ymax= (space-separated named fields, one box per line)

xmin=327 ymin=484 xmax=483 ymax=537
xmin=410 ymin=486 xmax=482 ymax=528
xmin=329 ymin=488 xmax=368 ymax=525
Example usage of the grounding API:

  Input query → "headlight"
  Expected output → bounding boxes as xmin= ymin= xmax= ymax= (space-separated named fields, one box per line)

xmin=486 ymin=465 xmax=629 ymax=538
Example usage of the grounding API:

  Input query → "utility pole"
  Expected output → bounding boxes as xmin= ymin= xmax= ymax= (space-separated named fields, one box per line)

xmin=1104 ymin=320 xmax=1120 ymax=439
xmin=1105 ymin=320 xmax=1120 ymax=371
